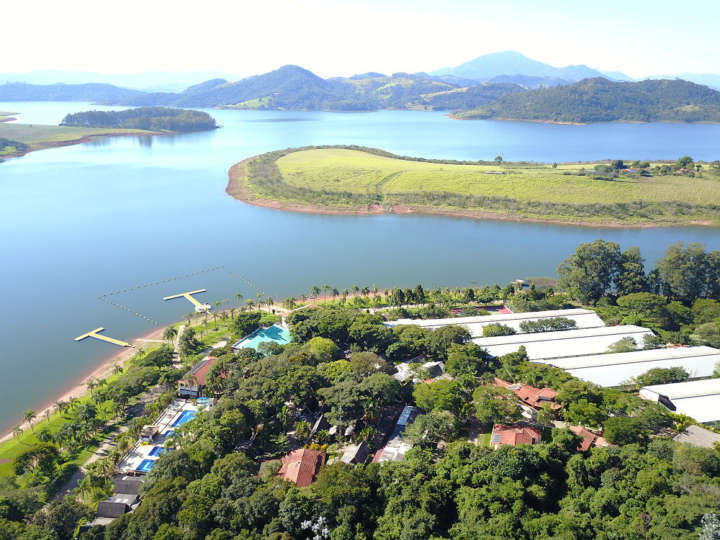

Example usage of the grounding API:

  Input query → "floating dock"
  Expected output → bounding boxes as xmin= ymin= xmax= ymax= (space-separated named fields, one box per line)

xmin=74 ymin=327 xmax=132 ymax=347
xmin=163 ymin=289 xmax=210 ymax=312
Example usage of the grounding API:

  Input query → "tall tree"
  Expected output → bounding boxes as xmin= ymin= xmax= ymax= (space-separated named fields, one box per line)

xmin=656 ymin=242 xmax=711 ymax=303
xmin=616 ymin=246 xmax=648 ymax=296
xmin=557 ymin=240 xmax=622 ymax=304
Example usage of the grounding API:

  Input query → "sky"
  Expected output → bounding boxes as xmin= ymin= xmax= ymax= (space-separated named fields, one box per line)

xmin=3 ymin=0 xmax=719 ymax=79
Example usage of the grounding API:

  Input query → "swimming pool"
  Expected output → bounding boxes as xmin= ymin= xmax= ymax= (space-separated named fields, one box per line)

xmin=148 ymin=446 xmax=168 ymax=457
xmin=232 ymin=324 xmax=292 ymax=351
xmin=171 ymin=410 xmax=197 ymax=427
xmin=137 ymin=459 xmax=155 ymax=472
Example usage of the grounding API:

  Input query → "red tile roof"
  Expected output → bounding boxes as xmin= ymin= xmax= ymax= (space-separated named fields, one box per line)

xmin=181 ymin=356 xmax=218 ymax=387
xmin=491 ymin=424 xmax=542 ymax=448
xmin=493 ymin=378 xmax=561 ymax=410
xmin=569 ymin=426 xmax=608 ymax=452
xmin=278 ymin=449 xmax=326 ymax=487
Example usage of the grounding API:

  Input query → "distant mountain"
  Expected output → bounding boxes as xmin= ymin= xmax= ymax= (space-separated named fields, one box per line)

xmin=433 ymin=51 xmax=627 ymax=83
xmin=0 ymin=82 xmax=145 ymax=103
xmin=455 ymin=78 xmax=720 ymax=123
xmin=0 ymin=70 xmax=235 ymax=92
xmin=650 ymin=73 xmax=720 ymax=90
xmin=89 ymin=65 xmax=526 ymax=111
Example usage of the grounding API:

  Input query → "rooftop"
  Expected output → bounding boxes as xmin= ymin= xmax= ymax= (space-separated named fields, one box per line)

xmin=640 ymin=378 xmax=720 ymax=423
xmin=473 ymin=325 xmax=654 ymax=360
xmin=490 ymin=424 xmax=542 ymax=448
xmin=278 ymin=448 xmax=326 ymax=487
xmin=536 ymin=346 xmax=720 ymax=387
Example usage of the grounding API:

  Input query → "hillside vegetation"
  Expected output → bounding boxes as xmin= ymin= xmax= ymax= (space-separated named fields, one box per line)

xmin=60 ymin=107 xmax=217 ymax=132
xmin=230 ymin=146 xmax=720 ymax=225
xmin=456 ymin=78 xmax=720 ymax=123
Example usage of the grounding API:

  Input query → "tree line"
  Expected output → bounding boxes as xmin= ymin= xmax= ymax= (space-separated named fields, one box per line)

xmin=60 ymin=107 xmax=217 ymax=133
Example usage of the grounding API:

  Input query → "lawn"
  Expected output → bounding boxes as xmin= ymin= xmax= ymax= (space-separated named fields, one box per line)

xmin=276 ymin=148 xmax=720 ymax=207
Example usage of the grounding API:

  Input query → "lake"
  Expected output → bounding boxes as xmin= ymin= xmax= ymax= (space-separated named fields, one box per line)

xmin=1 ymin=101 xmax=719 ymax=434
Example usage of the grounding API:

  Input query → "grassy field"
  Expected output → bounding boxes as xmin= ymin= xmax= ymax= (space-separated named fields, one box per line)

xmin=0 ymin=123 xmax=152 ymax=155
xmin=278 ymin=148 xmax=720 ymax=206
xmin=232 ymin=146 xmax=720 ymax=225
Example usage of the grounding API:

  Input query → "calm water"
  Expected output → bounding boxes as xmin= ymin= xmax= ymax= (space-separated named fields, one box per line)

xmin=1 ymin=102 xmax=720 ymax=433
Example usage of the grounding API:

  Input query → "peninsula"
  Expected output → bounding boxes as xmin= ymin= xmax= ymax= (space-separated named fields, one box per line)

xmin=227 ymin=146 xmax=720 ymax=226
xmin=0 ymin=107 xmax=217 ymax=160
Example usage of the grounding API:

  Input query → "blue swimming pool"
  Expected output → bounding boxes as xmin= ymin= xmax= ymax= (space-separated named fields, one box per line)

xmin=148 ymin=446 xmax=167 ymax=457
xmin=171 ymin=410 xmax=196 ymax=427
xmin=137 ymin=459 xmax=155 ymax=472
xmin=232 ymin=324 xmax=292 ymax=351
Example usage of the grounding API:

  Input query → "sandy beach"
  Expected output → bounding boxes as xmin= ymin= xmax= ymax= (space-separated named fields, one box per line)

xmin=0 ymin=325 xmax=169 ymax=444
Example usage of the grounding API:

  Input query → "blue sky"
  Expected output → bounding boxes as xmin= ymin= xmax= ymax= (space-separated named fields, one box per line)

xmin=3 ymin=0 xmax=718 ymax=77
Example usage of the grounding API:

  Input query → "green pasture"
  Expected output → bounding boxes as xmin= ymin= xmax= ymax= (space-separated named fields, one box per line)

xmin=276 ymin=148 xmax=720 ymax=207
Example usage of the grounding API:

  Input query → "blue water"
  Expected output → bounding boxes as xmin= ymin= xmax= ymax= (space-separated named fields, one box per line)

xmin=148 ymin=446 xmax=167 ymax=457
xmin=171 ymin=410 xmax=197 ymax=427
xmin=233 ymin=324 xmax=292 ymax=350
xmin=1 ymin=101 xmax=719 ymax=434
xmin=137 ymin=459 xmax=155 ymax=472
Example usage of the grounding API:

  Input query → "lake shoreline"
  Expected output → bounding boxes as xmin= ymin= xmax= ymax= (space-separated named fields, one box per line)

xmin=225 ymin=159 xmax=716 ymax=229
xmin=0 ymin=324 xmax=168 ymax=444
xmin=0 ymin=130 xmax=165 ymax=161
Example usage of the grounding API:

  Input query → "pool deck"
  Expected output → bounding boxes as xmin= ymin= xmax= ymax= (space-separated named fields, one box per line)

xmin=231 ymin=323 xmax=292 ymax=351
xmin=117 ymin=399 xmax=205 ymax=474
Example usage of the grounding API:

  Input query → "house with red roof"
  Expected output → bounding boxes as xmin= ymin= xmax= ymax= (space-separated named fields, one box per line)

xmin=493 ymin=377 xmax=561 ymax=420
xmin=569 ymin=425 xmax=609 ymax=452
xmin=490 ymin=423 xmax=543 ymax=449
xmin=178 ymin=356 xmax=219 ymax=398
xmin=277 ymin=449 xmax=326 ymax=487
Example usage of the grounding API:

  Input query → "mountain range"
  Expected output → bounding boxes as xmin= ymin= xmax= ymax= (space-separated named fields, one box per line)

xmin=2 ymin=52 xmax=720 ymax=122
xmin=432 ymin=50 xmax=629 ymax=86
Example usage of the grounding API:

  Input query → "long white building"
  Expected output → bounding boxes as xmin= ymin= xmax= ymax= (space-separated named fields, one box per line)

xmin=386 ymin=308 xmax=605 ymax=336
xmin=640 ymin=378 xmax=720 ymax=423
xmin=472 ymin=325 xmax=654 ymax=360
xmin=535 ymin=346 xmax=720 ymax=387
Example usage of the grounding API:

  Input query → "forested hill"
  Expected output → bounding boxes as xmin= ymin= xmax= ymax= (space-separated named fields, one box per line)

xmin=0 ymin=66 xmax=526 ymax=112
xmin=115 ymin=65 xmax=528 ymax=111
xmin=0 ymin=82 xmax=145 ymax=103
xmin=455 ymin=78 xmax=720 ymax=123
xmin=60 ymin=107 xmax=217 ymax=132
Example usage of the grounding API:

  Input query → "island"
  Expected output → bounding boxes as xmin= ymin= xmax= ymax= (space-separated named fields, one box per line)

xmin=60 ymin=106 xmax=217 ymax=132
xmin=0 ymin=107 xmax=217 ymax=161
xmin=227 ymin=145 xmax=720 ymax=226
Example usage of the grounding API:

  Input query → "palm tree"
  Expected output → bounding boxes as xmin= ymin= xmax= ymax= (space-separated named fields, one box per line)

xmin=68 ymin=396 xmax=79 ymax=411
xmin=12 ymin=426 xmax=22 ymax=440
xmin=352 ymin=284 xmax=360 ymax=294
xmin=185 ymin=312 xmax=194 ymax=326
xmin=86 ymin=378 xmax=98 ymax=396
xmin=163 ymin=326 xmax=178 ymax=344
xmin=229 ymin=307 xmax=236 ymax=319
xmin=23 ymin=410 xmax=36 ymax=432
xmin=213 ymin=301 xmax=221 ymax=327
xmin=112 ymin=364 xmax=123 ymax=375
xmin=246 ymin=299 xmax=254 ymax=310
xmin=55 ymin=400 xmax=68 ymax=415
xmin=235 ymin=293 xmax=244 ymax=308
